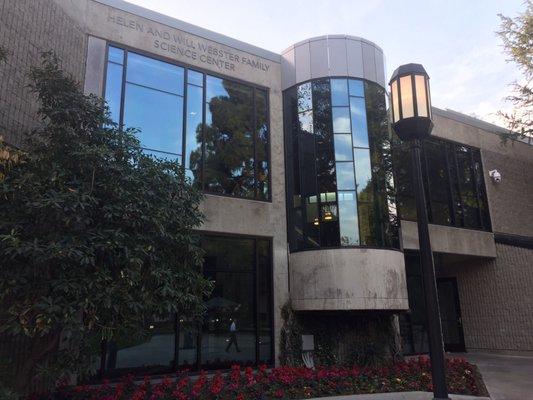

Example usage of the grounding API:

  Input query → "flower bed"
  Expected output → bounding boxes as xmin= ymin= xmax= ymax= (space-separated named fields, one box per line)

xmin=31 ymin=357 xmax=486 ymax=399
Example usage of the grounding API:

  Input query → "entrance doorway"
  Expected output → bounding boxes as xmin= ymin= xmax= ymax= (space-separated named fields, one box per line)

xmin=400 ymin=253 xmax=467 ymax=354
xmin=437 ymin=278 xmax=466 ymax=352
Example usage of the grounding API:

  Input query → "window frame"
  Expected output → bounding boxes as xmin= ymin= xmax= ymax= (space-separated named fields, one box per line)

xmin=102 ymin=41 xmax=272 ymax=202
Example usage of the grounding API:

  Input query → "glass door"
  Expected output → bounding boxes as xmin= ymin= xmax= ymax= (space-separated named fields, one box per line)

xmin=437 ymin=278 xmax=466 ymax=352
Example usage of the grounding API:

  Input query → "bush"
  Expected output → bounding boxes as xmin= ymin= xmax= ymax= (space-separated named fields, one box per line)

xmin=28 ymin=357 xmax=486 ymax=399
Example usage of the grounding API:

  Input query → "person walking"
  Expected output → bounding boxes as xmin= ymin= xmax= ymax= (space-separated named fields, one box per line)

xmin=225 ymin=319 xmax=241 ymax=353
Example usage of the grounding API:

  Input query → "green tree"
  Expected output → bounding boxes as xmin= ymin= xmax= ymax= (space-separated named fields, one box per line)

xmin=0 ymin=53 xmax=212 ymax=392
xmin=497 ymin=1 xmax=532 ymax=141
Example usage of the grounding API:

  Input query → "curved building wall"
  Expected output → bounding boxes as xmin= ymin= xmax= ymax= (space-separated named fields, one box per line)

xmin=283 ymin=36 xmax=398 ymax=252
xmin=281 ymin=35 xmax=386 ymax=90
xmin=282 ymin=36 xmax=405 ymax=311
xmin=290 ymin=248 xmax=408 ymax=311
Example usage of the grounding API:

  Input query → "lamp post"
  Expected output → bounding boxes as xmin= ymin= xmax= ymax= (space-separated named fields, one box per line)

xmin=389 ymin=64 xmax=449 ymax=400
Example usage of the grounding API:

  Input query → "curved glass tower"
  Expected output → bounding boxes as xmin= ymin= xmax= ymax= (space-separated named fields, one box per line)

xmin=282 ymin=36 xmax=406 ymax=313
xmin=284 ymin=60 xmax=398 ymax=252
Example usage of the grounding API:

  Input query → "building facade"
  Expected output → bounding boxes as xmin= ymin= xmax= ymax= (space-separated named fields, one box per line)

xmin=0 ymin=0 xmax=532 ymax=381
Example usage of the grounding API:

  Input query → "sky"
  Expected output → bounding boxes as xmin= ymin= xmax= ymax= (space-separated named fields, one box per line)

xmin=129 ymin=0 xmax=525 ymax=126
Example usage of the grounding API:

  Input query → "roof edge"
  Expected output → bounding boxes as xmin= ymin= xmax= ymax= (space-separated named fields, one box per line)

xmin=433 ymin=107 xmax=532 ymax=146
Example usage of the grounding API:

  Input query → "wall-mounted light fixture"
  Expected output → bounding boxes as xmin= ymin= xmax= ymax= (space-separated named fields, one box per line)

xmin=489 ymin=169 xmax=502 ymax=183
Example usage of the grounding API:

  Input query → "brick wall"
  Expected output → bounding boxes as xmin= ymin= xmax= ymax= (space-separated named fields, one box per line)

xmin=0 ymin=0 xmax=87 ymax=148
xmin=439 ymin=243 xmax=533 ymax=352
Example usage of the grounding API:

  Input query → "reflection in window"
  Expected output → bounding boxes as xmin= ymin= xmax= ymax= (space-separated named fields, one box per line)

xmin=394 ymin=138 xmax=491 ymax=231
xmin=338 ymin=191 xmax=359 ymax=245
xmin=350 ymin=97 xmax=369 ymax=148
xmin=104 ymin=46 xmax=270 ymax=200
xmin=185 ymin=74 xmax=203 ymax=183
xmin=354 ymin=149 xmax=372 ymax=200
xmin=332 ymin=107 xmax=351 ymax=133
xmin=331 ymin=78 xmax=349 ymax=106
xmin=100 ymin=235 xmax=273 ymax=375
xmin=103 ymin=317 xmax=175 ymax=376
xmin=334 ymin=134 xmax=353 ymax=161
xmin=201 ymin=236 xmax=273 ymax=369
xmin=104 ymin=47 xmax=124 ymax=124
xmin=284 ymin=78 xmax=398 ymax=251
xmin=336 ymin=162 xmax=356 ymax=190
xmin=123 ymin=83 xmax=183 ymax=159
xmin=203 ymin=76 xmax=255 ymax=198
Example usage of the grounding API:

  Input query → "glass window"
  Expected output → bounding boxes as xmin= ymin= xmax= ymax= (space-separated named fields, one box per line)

xmin=185 ymin=83 xmax=203 ymax=182
xmin=105 ymin=46 xmax=270 ymax=201
xmin=202 ymin=271 xmax=255 ymax=368
xmin=332 ymin=107 xmax=351 ymax=133
xmin=354 ymin=148 xmax=372 ymax=201
xmin=424 ymin=140 xmax=452 ymax=225
xmin=106 ymin=317 xmax=175 ymax=374
xmin=348 ymin=79 xmax=364 ymax=97
xmin=108 ymin=46 xmax=124 ymax=64
xmin=336 ymin=162 xmax=356 ymax=190
xmin=123 ymin=83 xmax=183 ymax=158
xmin=256 ymin=90 xmax=270 ymax=200
xmin=187 ymin=70 xmax=204 ymax=87
xmin=127 ymin=52 xmax=184 ymax=95
xmin=285 ymin=79 xmax=398 ymax=251
xmin=104 ymin=62 xmax=123 ymax=124
xmin=358 ymin=202 xmax=376 ymax=246
xmin=297 ymin=82 xmax=312 ymax=112
xmin=455 ymin=146 xmax=480 ymax=229
xmin=299 ymin=110 xmax=314 ymax=134
xmin=100 ymin=235 xmax=273 ymax=376
xmin=338 ymin=191 xmax=359 ymax=246
xmin=334 ymin=134 xmax=353 ymax=161
xmin=204 ymin=76 xmax=254 ymax=198
xmin=331 ymin=79 xmax=349 ymax=106
xmin=257 ymin=239 xmax=273 ymax=363
xmin=394 ymin=137 xmax=490 ymax=231
xmin=350 ymin=96 xmax=369 ymax=148
xmin=201 ymin=236 xmax=272 ymax=369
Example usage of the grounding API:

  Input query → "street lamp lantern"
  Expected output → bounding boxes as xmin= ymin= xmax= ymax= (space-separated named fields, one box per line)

xmin=389 ymin=63 xmax=433 ymax=141
xmin=389 ymin=64 xmax=450 ymax=400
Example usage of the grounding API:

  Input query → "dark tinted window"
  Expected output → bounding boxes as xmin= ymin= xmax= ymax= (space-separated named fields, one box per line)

xmin=394 ymin=138 xmax=491 ymax=231
xmin=100 ymin=235 xmax=273 ymax=375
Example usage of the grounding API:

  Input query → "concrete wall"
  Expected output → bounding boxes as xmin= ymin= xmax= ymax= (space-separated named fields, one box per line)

xmin=432 ymin=108 xmax=533 ymax=238
xmin=289 ymin=248 xmax=408 ymax=311
xmin=401 ymin=220 xmax=496 ymax=258
xmin=437 ymin=243 xmax=533 ymax=352
xmin=0 ymin=0 xmax=87 ymax=148
xmin=73 ymin=0 xmax=289 ymax=362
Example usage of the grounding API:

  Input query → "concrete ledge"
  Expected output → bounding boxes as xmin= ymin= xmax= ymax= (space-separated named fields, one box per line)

xmin=289 ymin=248 xmax=408 ymax=311
xmin=308 ymin=392 xmax=489 ymax=400
xmin=401 ymin=221 xmax=496 ymax=258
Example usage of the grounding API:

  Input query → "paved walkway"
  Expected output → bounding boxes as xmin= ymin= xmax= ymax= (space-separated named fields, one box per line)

xmin=460 ymin=352 xmax=533 ymax=400
xmin=308 ymin=392 xmax=488 ymax=400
